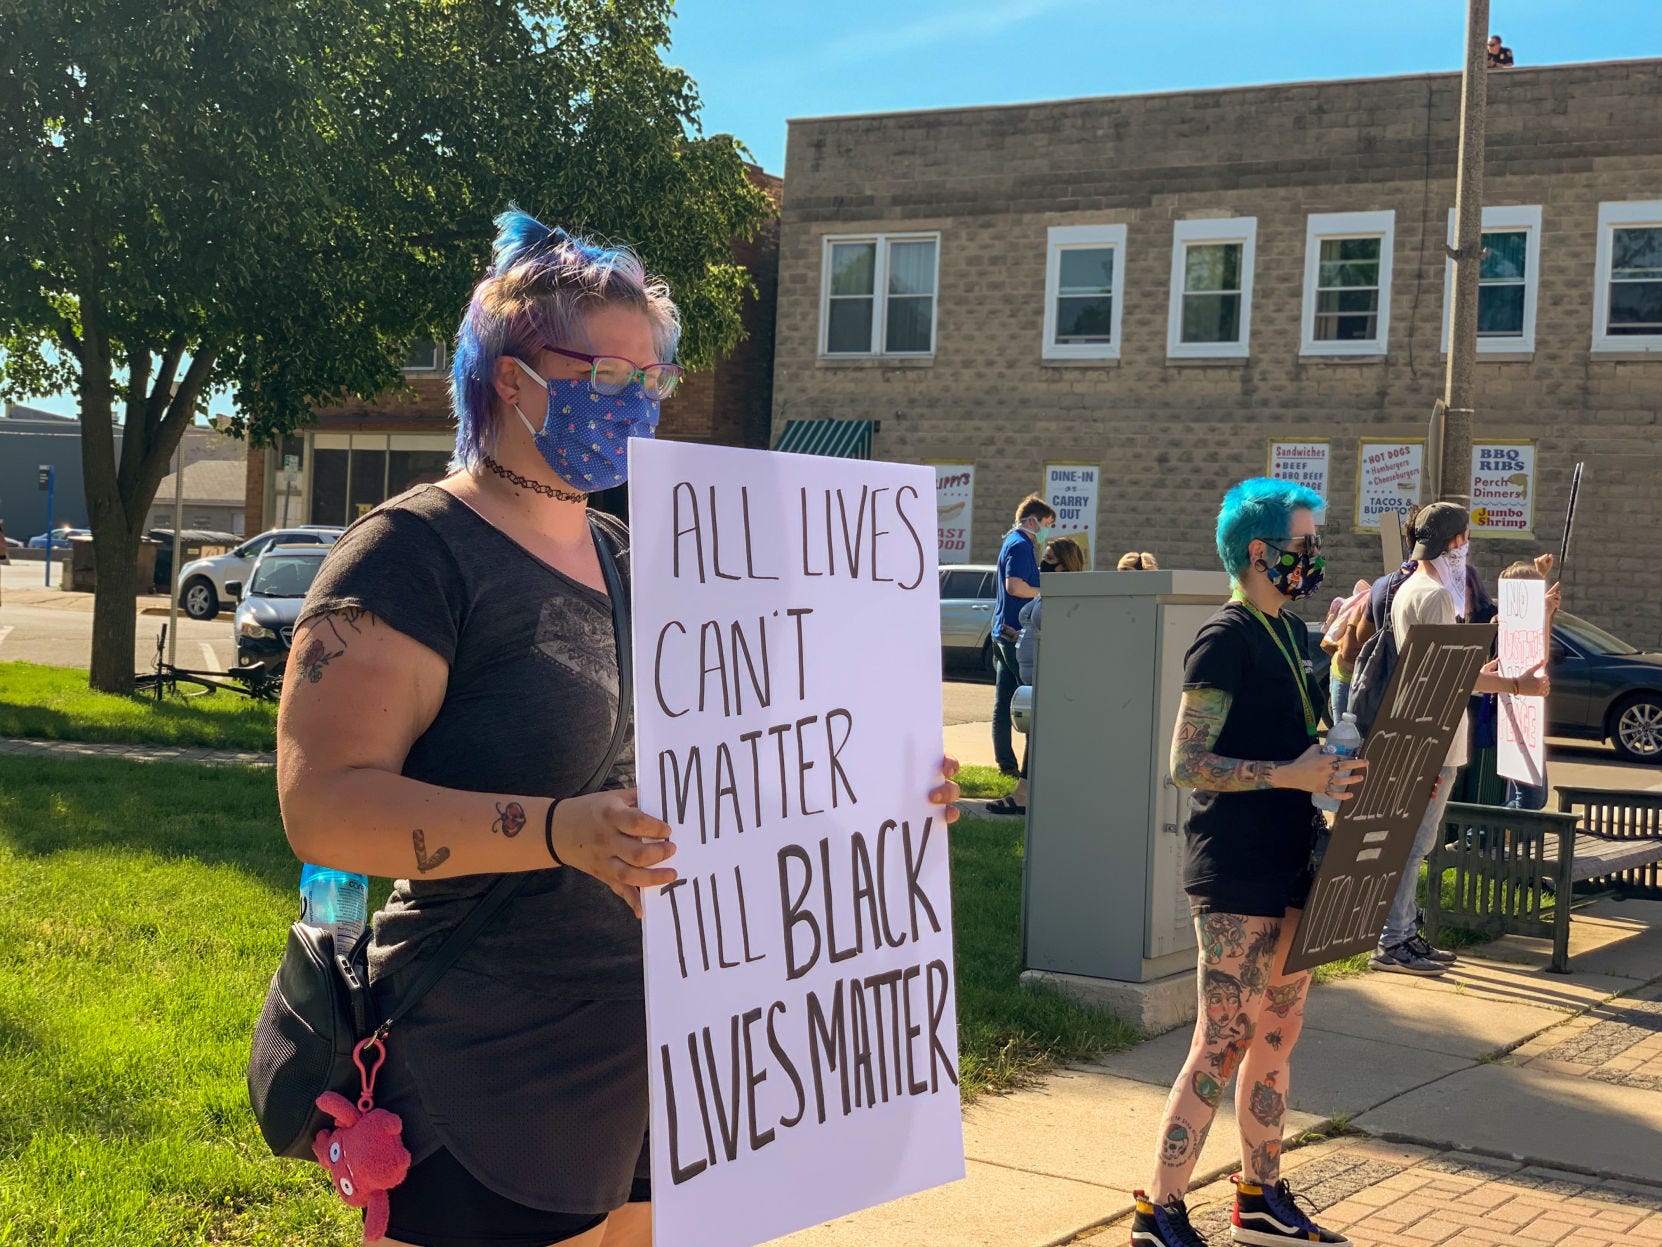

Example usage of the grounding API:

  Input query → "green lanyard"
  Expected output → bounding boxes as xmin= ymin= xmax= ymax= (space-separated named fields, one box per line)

xmin=1232 ymin=590 xmax=1319 ymax=740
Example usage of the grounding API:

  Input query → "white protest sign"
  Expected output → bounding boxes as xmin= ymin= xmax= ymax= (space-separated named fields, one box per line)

xmin=629 ymin=439 xmax=964 ymax=1247
xmin=1470 ymin=441 xmax=1536 ymax=539
xmin=1044 ymin=462 xmax=1099 ymax=566
xmin=1497 ymin=578 xmax=1548 ymax=787
xmin=1268 ymin=440 xmax=1330 ymax=526
xmin=933 ymin=463 xmax=975 ymax=565
xmin=1355 ymin=440 xmax=1424 ymax=533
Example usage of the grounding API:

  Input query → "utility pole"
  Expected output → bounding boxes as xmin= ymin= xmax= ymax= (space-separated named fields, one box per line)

xmin=1434 ymin=0 xmax=1490 ymax=506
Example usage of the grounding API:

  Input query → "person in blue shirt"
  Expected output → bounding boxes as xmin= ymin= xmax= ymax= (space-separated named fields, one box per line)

xmin=989 ymin=494 xmax=1055 ymax=793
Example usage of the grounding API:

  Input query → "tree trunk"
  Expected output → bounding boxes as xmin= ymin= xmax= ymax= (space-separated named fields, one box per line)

xmin=87 ymin=523 xmax=144 ymax=694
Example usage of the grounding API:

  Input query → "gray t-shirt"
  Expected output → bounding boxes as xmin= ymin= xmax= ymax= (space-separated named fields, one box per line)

xmin=297 ymin=483 xmax=638 ymax=999
xmin=294 ymin=485 xmax=650 ymax=1208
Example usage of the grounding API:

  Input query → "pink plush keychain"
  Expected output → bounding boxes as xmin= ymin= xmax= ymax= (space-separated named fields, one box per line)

xmin=312 ymin=1036 xmax=411 ymax=1244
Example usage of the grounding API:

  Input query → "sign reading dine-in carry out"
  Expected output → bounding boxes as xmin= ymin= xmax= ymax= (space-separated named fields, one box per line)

xmin=1285 ymin=624 xmax=1494 ymax=975
xmin=628 ymin=439 xmax=965 ymax=1247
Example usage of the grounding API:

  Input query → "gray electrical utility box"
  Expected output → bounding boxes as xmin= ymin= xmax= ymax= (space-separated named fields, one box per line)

xmin=1019 ymin=569 xmax=1232 ymax=1031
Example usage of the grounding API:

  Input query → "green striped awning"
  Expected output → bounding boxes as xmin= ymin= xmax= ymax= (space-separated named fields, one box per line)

xmin=773 ymin=418 xmax=874 ymax=459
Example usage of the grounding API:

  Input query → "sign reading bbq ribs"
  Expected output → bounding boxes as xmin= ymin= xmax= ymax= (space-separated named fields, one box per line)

xmin=1284 ymin=623 xmax=1495 ymax=975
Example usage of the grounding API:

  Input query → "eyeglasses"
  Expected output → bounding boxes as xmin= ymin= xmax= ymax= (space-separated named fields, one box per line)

xmin=547 ymin=347 xmax=683 ymax=401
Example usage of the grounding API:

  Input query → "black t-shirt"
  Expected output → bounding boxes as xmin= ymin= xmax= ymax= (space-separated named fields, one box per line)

xmin=1182 ymin=601 xmax=1325 ymax=891
xmin=295 ymin=484 xmax=639 ymax=999
xmin=295 ymin=484 xmax=649 ymax=1206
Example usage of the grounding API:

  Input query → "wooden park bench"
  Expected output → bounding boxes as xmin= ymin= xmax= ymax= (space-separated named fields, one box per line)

xmin=1425 ymin=786 xmax=1662 ymax=973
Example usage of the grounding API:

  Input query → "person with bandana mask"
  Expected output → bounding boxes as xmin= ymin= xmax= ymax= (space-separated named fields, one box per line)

xmin=1369 ymin=502 xmax=1550 ymax=976
xmin=1130 ymin=478 xmax=1363 ymax=1247
xmin=277 ymin=207 xmax=966 ymax=1247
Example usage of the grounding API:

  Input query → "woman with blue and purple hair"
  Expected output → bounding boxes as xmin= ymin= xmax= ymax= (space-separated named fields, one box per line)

xmin=277 ymin=209 xmax=965 ymax=1246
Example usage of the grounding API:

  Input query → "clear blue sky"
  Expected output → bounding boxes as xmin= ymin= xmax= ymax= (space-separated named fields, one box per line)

xmin=668 ymin=0 xmax=1660 ymax=175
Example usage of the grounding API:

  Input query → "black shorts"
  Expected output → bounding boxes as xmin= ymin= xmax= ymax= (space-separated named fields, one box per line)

xmin=384 ymin=1147 xmax=651 ymax=1247
xmin=1187 ymin=861 xmax=1317 ymax=920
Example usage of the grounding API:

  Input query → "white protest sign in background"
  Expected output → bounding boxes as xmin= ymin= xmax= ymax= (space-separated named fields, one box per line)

xmin=1355 ymin=440 xmax=1424 ymax=533
xmin=629 ymin=439 xmax=964 ymax=1247
xmin=1469 ymin=441 xmax=1536 ymax=539
xmin=932 ymin=463 xmax=975 ymax=566
xmin=1268 ymin=440 xmax=1330 ymax=525
xmin=1044 ymin=462 xmax=1099 ymax=566
xmin=1497 ymin=577 xmax=1548 ymax=787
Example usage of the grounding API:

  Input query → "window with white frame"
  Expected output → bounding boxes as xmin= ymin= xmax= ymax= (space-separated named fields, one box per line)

xmin=401 ymin=340 xmax=445 ymax=372
xmin=1043 ymin=224 xmax=1126 ymax=360
xmin=1167 ymin=218 xmax=1257 ymax=358
xmin=819 ymin=234 xmax=939 ymax=356
xmin=1440 ymin=206 xmax=1542 ymax=354
xmin=1300 ymin=211 xmax=1395 ymax=356
xmin=1593 ymin=201 xmax=1662 ymax=352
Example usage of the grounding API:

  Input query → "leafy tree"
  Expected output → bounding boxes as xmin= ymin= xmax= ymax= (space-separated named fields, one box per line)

xmin=0 ymin=0 xmax=770 ymax=691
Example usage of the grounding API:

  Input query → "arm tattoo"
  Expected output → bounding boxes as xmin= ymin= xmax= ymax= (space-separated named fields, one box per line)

xmin=295 ymin=609 xmax=375 ymax=686
xmin=491 ymin=801 xmax=527 ymax=838
xmin=1170 ymin=688 xmax=1278 ymax=792
xmin=411 ymin=828 xmax=451 ymax=873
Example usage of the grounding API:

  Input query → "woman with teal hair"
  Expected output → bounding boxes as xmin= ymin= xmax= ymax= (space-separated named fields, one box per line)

xmin=1129 ymin=478 xmax=1362 ymax=1247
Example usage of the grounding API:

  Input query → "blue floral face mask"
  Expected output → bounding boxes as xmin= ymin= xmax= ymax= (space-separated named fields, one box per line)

xmin=511 ymin=358 xmax=659 ymax=492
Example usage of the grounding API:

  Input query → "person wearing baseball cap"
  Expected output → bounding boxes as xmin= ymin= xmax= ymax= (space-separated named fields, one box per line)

xmin=1370 ymin=502 xmax=1551 ymax=975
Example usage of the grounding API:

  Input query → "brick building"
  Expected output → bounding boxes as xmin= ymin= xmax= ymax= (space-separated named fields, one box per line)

xmin=771 ymin=60 xmax=1662 ymax=644
xmin=244 ymin=168 xmax=782 ymax=532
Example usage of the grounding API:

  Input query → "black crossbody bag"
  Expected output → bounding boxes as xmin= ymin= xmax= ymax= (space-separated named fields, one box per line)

xmin=247 ymin=516 xmax=633 ymax=1159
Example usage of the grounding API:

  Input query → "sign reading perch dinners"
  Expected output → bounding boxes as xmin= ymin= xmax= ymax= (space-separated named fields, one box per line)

xmin=628 ymin=438 xmax=965 ymax=1247
xmin=1469 ymin=440 xmax=1536 ymax=539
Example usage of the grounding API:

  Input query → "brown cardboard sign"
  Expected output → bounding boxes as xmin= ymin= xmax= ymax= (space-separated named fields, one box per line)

xmin=1285 ymin=623 xmax=1495 ymax=974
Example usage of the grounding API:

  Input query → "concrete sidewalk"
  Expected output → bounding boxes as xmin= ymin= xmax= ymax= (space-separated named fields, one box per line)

xmin=774 ymin=899 xmax=1662 ymax=1247
xmin=1082 ymin=1136 xmax=1662 ymax=1247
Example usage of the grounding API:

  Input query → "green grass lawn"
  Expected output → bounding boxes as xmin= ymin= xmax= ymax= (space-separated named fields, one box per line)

xmin=953 ymin=764 xmax=1017 ymax=800
xmin=0 ymin=756 xmax=1136 ymax=1244
xmin=0 ymin=662 xmax=277 ymax=752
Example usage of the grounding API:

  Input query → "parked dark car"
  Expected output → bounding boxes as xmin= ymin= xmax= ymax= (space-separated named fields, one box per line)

xmin=1549 ymin=611 xmax=1662 ymax=763
xmin=1309 ymin=609 xmax=1662 ymax=764
xmin=230 ymin=544 xmax=331 ymax=673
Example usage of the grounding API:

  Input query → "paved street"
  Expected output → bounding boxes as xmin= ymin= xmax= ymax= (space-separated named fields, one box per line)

xmin=943 ymin=678 xmax=1662 ymax=793
xmin=0 ymin=560 xmax=239 ymax=672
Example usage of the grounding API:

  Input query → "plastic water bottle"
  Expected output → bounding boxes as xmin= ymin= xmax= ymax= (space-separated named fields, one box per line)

xmin=1311 ymin=713 xmax=1364 ymax=814
xmin=299 ymin=864 xmax=369 ymax=950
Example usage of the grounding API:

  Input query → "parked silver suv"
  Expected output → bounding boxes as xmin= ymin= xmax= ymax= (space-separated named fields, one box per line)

xmin=176 ymin=525 xmax=343 ymax=619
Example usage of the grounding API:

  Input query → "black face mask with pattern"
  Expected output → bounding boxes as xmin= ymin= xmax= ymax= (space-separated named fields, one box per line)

xmin=1261 ymin=540 xmax=1327 ymax=600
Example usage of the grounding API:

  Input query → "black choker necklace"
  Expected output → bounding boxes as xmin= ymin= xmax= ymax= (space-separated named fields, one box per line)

xmin=481 ymin=456 xmax=588 ymax=504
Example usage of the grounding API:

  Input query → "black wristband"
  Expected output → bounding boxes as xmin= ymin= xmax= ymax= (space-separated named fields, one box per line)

xmin=544 ymin=799 xmax=565 ymax=866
